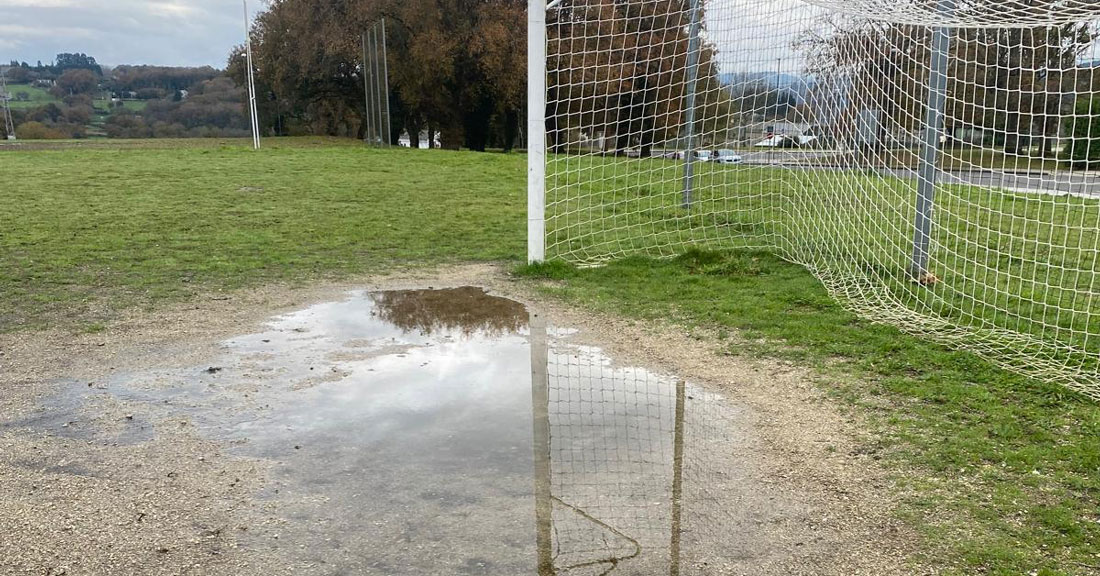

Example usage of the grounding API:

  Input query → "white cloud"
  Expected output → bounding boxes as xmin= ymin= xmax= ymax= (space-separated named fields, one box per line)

xmin=0 ymin=0 xmax=261 ymax=67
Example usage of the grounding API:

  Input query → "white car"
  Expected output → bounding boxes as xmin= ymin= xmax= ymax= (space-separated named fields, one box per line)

xmin=715 ymin=149 xmax=744 ymax=164
xmin=694 ymin=150 xmax=712 ymax=162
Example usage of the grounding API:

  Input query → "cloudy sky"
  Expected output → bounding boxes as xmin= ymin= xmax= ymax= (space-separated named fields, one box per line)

xmin=0 ymin=0 xmax=265 ymax=68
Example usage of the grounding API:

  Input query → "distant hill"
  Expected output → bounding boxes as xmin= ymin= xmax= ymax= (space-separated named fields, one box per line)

xmin=718 ymin=71 xmax=813 ymax=104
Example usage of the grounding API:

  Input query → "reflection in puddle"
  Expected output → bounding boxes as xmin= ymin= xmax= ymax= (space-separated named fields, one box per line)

xmin=8 ymin=288 xmax=750 ymax=574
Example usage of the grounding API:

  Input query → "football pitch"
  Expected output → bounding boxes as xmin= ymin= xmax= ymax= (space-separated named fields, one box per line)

xmin=1 ymin=137 xmax=1098 ymax=574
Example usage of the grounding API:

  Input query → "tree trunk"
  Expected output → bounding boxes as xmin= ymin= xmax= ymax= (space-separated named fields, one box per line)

xmin=503 ymin=109 xmax=520 ymax=152
xmin=639 ymin=118 xmax=654 ymax=158
xmin=462 ymin=97 xmax=493 ymax=152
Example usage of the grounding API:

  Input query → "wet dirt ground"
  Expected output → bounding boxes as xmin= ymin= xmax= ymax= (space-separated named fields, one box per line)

xmin=0 ymin=266 xmax=918 ymax=575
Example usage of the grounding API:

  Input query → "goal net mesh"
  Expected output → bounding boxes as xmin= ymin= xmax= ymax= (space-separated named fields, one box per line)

xmin=539 ymin=0 xmax=1100 ymax=400
xmin=542 ymin=342 xmax=741 ymax=573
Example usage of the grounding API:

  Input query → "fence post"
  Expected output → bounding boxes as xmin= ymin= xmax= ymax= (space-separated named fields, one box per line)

xmin=911 ymin=0 xmax=955 ymax=280
xmin=528 ymin=0 xmax=547 ymax=263
xmin=681 ymin=0 xmax=703 ymax=209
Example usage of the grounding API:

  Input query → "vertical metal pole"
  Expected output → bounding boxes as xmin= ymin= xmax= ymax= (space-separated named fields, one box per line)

xmin=1 ymin=69 xmax=16 ymax=140
xmin=681 ymin=0 xmax=703 ymax=209
xmin=362 ymin=31 xmax=374 ymax=145
xmin=381 ymin=18 xmax=393 ymax=146
xmin=911 ymin=0 xmax=954 ymax=279
xmin=530 ymin=312 xmax=554 ymax=576
xmin=528 ymin=0 xmax=547 ymax=263
xmin=669 ymin=380 xmax=686 ymax=576
xmin=243 ymin=0 xmax=260 ymax=150
xmin=372 ymin=26 xmax=386 ymax=146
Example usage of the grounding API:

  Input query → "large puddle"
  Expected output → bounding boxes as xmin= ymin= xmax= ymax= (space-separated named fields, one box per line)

xmin=8 ymin=288 xmax=771 ymax=574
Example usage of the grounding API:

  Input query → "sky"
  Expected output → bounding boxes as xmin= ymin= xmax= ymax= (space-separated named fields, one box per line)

xmin=0 ymin=0 xmax=814 ymax=72
xmin=0 ymin=0 xmax=265 ymax=68
xmin=0 ymin=0 xmax=823 ymax=73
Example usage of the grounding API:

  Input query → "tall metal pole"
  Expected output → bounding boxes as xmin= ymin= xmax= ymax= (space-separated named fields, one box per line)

xmin=528 ymin=0 xmax=548 ymax=263
xmin=772 ymin=57 xmax=782 ymax=163
xmin=373 ymin=25 xmax=387 ymax=146
xmin=371 ymin=27 xmax=382 ymax=145
xmin=1 ymin=69 xmax=16 ymax=141
xmin=681 ymin=0 xmax=703 ymax=209
xmin=362 ymin=31 xmax=374 ymax=145
xmin=380 ymin=18 xmax=393 ymax=146
xmin=911 ymin=0 xmax=954 ymax=280
xmin=530 ymin=312 xmax=554 ymax=576
xmin=243 ymin=0 xmax=260 ymax=150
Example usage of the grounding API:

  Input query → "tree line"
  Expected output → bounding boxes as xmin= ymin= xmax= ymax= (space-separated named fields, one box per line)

xmin=230 ymin=0 xmax=526 ymax=150
xmin=232 ymin=0 xmax=738 ymax=154
xmin=798 ymin=5 xmax=1100 ymax=163
xmin=2 ymin=53 xmax=251 ymax=140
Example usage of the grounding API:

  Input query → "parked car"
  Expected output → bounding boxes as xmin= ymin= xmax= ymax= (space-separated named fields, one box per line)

xmin=694 ymin=150 xmax=712 ymax=162
xmin=714 ymin=149 xmax=744 ymax=164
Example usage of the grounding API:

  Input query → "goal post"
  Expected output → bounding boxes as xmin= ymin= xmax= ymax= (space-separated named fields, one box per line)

xmin=527 ymin=0 xmax=1100 ymax=399
xmin=528 ymin=0 xmax=547 ymax=263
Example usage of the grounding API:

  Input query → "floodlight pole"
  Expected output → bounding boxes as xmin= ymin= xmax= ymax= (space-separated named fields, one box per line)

xmin=910 ymin=0 xmax=955 ymax=279
xmin=1 ymin=69 xmax=16 ymax=141
xmin=362 ymin=31 xmax=375 ymax=145
xmin=243 ymin=0 xmax=260 ymax=150
xmin=528 ymin=0 xmax=547 ymax=263
xmin=380 ymin=18 xmax=392 ymax=145
xmin=681 ymin=0 xmax=703 ymax=210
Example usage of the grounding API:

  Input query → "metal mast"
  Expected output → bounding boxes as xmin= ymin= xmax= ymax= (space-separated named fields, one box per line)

xmin=1 ymin=69 xmax=16 ymax=140
xmin=243 ymin=0 xmax=260 ymax=149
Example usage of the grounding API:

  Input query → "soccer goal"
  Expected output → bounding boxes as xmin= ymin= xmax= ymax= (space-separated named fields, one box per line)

xmin=527 ymin=0 xmax=1100 ymax=399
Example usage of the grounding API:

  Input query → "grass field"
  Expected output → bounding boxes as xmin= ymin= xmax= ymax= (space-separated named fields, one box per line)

xmin=5 ymin=83 xmax=56 ymax=109
xmin=2 ymin=137 xmax=1098 ymax=574
xmin=4 ymin=83 xmax=146 ymax=123
xmin=0 ymin=138 xmax=523 ymax=330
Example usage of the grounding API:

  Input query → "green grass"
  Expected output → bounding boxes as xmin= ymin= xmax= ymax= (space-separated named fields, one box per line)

xmin=100 ymin=98 xmax=147 ymax=112
xmin=0 ymin=137 xmax=524 ymax=330
xmin=5 ymin=83 xmax=56 ymax=109
xmin=2 ymin=137 xmax=1098 ymax=573
xmin=5 ymin=83 xmax=147 ymax=125
xmin=544 ymin=154 xmax=1100 ymax=395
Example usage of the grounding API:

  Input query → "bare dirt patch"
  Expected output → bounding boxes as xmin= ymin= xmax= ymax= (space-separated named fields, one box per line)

xmin=0 ymin=263 xmax=920 ymax=575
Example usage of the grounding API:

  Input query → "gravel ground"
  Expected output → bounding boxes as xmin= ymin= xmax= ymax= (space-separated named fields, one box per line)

xmin=0 ymin=264 xmax=924 ymax=575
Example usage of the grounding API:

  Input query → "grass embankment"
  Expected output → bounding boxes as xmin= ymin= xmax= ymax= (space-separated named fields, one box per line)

xmin=7 ymin=83 xmax=148 ymax=111
xmin=2 ymin=137 xmax=1097 ymax=574
xmin=5 ymin=83 xmax=56 ymax=110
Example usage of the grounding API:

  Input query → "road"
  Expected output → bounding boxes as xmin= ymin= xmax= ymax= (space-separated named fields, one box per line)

xmin=733 ymin=149 xmax=1100 ymax=198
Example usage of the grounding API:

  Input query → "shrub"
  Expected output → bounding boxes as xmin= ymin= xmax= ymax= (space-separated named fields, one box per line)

xmin=15 ymin=121 xmax=66 ymax=140
xmin=1062 ymin=98 xmax=1100 ymax=170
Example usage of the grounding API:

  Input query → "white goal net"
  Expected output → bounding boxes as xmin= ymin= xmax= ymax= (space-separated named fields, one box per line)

xmin=527 ymin=0 xmax=1100 ymax=400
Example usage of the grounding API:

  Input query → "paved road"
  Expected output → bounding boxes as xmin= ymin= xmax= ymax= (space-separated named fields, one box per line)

xmin=734 ymin=150 xmax=1100 ymax=198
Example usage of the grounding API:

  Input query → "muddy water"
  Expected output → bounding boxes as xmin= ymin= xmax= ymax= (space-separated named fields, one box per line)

xmin=7 ymin=288 xmax=774 ymax=575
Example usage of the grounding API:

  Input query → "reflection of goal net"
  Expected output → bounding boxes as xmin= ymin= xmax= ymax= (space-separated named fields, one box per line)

xmin=530 ymin=316 xmax=737 ymax=574
xmin=527 ymin=0 xmax=1100 ymax=399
